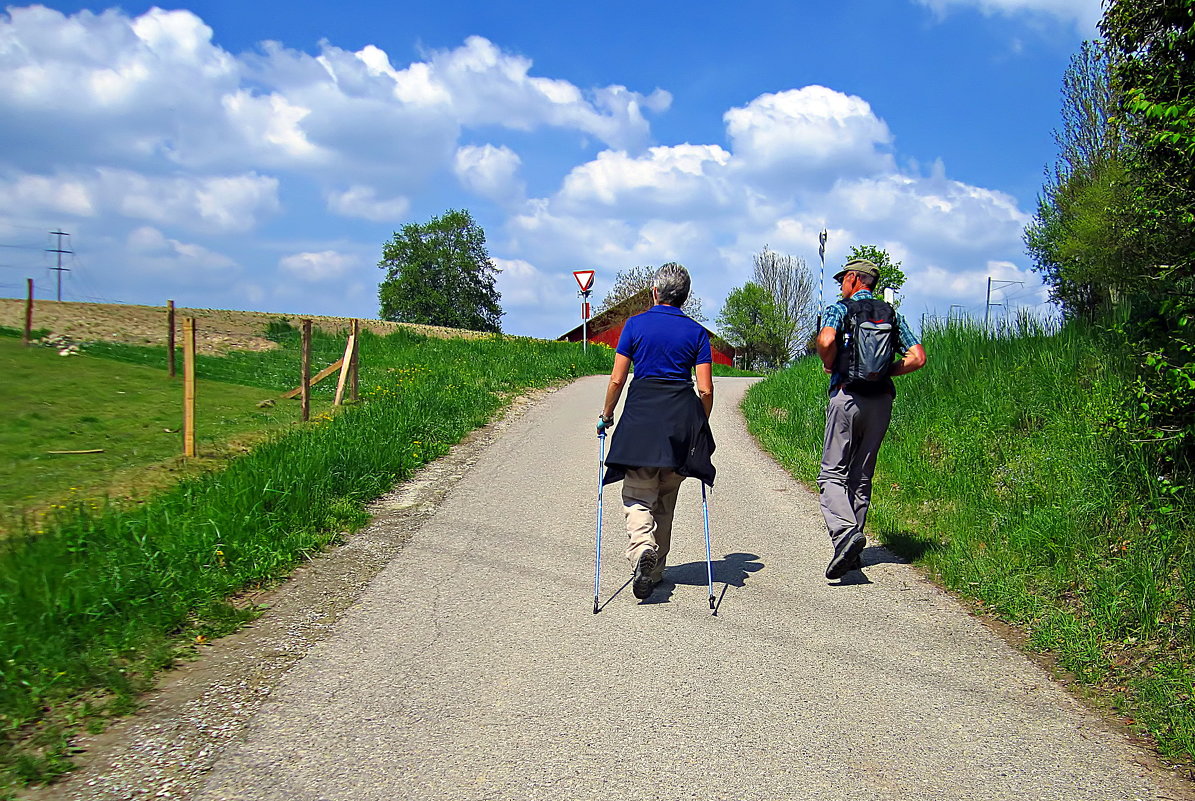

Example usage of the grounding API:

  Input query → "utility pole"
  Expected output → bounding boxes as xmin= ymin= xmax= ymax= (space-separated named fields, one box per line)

xmin=46 ymin=230 xmax=72 ymax=302
xmin=985 ymin=277 xmax=1024 ymax=329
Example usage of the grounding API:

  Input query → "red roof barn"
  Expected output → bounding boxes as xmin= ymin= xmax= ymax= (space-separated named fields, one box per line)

xmin=557 ymin=288 xmax=735 ymax=367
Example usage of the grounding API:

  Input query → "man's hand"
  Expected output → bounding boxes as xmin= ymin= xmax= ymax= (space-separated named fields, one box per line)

xmin=597 ymin=413 xmax=615 ymax=434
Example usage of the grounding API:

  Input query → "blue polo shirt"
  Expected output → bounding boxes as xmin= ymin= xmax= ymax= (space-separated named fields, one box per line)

xmin=616 ymin=305 xmax=712 ymax=381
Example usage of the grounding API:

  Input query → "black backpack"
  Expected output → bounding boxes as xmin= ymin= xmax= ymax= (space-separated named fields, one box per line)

xmin=836 ymin=298 xmax=897 ymax=393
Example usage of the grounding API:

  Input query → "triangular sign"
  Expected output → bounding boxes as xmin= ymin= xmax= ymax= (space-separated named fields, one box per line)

xmin=573 ymin=270 xmax=595 ymax=291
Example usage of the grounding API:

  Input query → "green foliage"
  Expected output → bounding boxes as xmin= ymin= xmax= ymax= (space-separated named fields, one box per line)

xmin=1096 ymin=2 xmax=1195 ymax=472
xmin=716 ymin=283 xmax=787 ymax=371
xmin=377 ymin=209 xmax=503 ymax=333
xmin=0 ymin=329 xmax=611 ymax=791
xmin=1024 ymin=40 xmax=1135 ymax=319
xmin=846 ymin=245 xmax=907 ymax=306
xmin=743 ymin=320 xmax=1195 ymax=760
xmin=594 ymin=264 xmax=706 ymax=321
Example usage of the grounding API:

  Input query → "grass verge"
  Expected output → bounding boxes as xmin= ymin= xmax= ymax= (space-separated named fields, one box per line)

xmin=0 ymin=336 xmax=332 ymax=526
xmin=0 ymin=326 xmax=613 ymax=795
xmin=742 ymin=319 xmax=1195 ymax=764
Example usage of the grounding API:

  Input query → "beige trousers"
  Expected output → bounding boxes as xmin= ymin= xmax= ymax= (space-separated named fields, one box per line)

xmin=622 ymin=467 xmax=686 ymax=582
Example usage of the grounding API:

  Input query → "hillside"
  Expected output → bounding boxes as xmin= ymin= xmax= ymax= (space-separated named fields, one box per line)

xmin=0 ymin=299 xmax=489 ymax=354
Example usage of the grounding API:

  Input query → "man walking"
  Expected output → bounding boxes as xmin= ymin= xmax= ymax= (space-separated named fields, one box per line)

xmin=816 ymin=258 xmax=926 ymax=580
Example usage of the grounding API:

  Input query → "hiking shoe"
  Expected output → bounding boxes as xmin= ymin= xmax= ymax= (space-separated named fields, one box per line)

xmin=632 ymin=550 xmax=658 ymax=599
xmin=826 ymin=534 xmax=866 ymax=580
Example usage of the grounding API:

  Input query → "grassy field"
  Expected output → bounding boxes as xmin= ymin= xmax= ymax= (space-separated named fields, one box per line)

xmin=0 ymin=322 xmax=615 ymax=794
xmin=742 ymin=320 xmax=1195 ymax=764
xmin=0 ymin=335 xmax=333 ymax=526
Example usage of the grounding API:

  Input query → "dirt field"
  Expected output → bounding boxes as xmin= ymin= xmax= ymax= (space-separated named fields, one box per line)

xmin=0 ymin=299 xmax=488 ymax=354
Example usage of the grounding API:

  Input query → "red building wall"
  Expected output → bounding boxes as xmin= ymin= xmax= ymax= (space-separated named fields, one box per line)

xmin=580 ymin=321 xmax=733 ymax=366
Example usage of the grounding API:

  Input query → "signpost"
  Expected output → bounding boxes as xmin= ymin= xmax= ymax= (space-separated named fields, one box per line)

xmin=573 ymin=270 xmax=595 ymax=352
xmin=817 ymin=228 xmax=828 ymax=332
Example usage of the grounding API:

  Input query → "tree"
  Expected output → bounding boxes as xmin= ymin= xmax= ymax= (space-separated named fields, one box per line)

xmin=1102 ymin=1 xmax=1195 ymax=281
xmin=1099 ymin=1 xmax=1195 ymax=462
xmin=716 ymin=283 xmax=787 ymax=371
xmin=846 ymin=245 xmax=907 ymax=303
xmin=751 ymin=246 xmax=816 ymax=362
xmin=377 ymin=209 xmax=503 ymax=333
xmin=1023 ymin=40 xmax=1136 ymax=319
xmin=594 ymin=264 xmax=707 ymax=321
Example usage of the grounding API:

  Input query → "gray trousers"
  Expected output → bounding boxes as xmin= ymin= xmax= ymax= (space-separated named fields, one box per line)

xmin=817 ymin=389 xmax=893 ymax=549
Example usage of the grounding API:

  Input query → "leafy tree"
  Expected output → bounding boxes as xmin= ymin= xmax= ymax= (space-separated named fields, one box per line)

xmin=1102 ymin=0 xmax=1195 ymax=279
xmin=377 ymin=209 xmax=503 ymax=333
xmin=594 ymin=264 xmax=707 ymax=321
xmin=752 ymin=246 xmax=816 ymax=362
xmin=716 ymin=283 xmax=787 ymax=371
xmin=846 ymin=245 xmax=907 ymax=305
xmin=1023 ymin=40 xmax=1137 ymax=319
xmin=1100 ymin=1 xmax=1195 ymax=463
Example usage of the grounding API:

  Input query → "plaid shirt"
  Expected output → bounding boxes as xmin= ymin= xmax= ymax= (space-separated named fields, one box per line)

xmin=823 ymin=290 xmax=920 ymax=389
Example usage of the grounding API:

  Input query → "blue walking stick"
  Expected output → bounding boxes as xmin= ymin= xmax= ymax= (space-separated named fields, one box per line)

xmin=702 ymin=481 xmax=715 ymax=611
xmin=593 ymin=421 xmax=608 ymax=614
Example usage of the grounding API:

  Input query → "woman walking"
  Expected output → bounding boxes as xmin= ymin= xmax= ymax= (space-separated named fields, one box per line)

xmin=598 ymin=263 xmax=715 ymax=600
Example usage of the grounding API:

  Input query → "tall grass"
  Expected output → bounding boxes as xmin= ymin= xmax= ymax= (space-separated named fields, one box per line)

xmin=743 ymin=318 xmax=1195 ymax=760
xmin=0 ymin=327 xmax=613 ymax=790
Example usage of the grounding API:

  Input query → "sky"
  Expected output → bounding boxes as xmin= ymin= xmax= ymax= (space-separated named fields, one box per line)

xmin=0 ymin=0 xmax=1102 ymax=339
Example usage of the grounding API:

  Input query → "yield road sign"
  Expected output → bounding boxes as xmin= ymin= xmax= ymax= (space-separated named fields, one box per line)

xmin=573 ymin=270 xmax=595 ymax=292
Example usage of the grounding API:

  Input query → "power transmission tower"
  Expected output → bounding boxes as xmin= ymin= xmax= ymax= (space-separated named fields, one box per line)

xmin=47 ymin=230 xmax=72 ymax=302
xmin=985 ymin=276 xmax=1024 ymax=328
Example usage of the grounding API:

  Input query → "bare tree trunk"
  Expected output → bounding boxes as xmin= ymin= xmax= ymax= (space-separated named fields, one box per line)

xmin=753 ymin=246 xmax=817 ymax=363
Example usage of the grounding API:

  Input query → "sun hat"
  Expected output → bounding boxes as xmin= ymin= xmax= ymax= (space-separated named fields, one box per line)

xmin=832 ymin=258 xmax=881 ymax=282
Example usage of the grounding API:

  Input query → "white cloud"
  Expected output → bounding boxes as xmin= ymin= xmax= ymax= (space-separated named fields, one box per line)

xmin=724 ymin=86 xmax=894 ymax=183
xmin=492 ymin=257 xmax=555 ymax=308
xmin=126 ymin=225 xmax=235 ymax=274
xmin=913 ymin=0 xmax=1101 ymax=31
xmin=454 ymin=144 xmax=524 ymax=204
xmin=102 ymin=170 xmax=281 ymax=232
xmin=825 ymin=173 xmax=1028 ymax=256
xmin=327 ymin=185 xmax=410 ymax=222
xmin=0 ymin=169 xmax=280 ymax=231
xmin=279 ymin=250 xmax=358 ymax=282
xmin=0 ymin=172 xmax=95 ymax=217
xmin=557 ymin=145 xmax=733 ymax=217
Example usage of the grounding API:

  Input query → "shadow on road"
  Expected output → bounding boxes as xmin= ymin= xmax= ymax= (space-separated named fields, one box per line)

xmin=827 ymin=543 xmax=911 ymax=586
xmin=642 ymin=551 xmax=764 ymax=609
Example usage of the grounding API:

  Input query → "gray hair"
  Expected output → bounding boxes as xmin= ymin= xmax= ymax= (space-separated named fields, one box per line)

xmin=653 ymin=262 xmax=691 ymax=306
xmin=851 ymin=270 xmax=877 ymax=289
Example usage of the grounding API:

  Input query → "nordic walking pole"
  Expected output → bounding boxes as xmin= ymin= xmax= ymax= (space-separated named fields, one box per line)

xmin=702 ymin=481 xmax=715 ymax=611
xmin=593 ymin=425 xmax=607 ymax=614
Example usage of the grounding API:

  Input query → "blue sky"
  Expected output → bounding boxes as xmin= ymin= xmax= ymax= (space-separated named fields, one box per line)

xmin=0 ymin=0 xmax=1100 ymax=338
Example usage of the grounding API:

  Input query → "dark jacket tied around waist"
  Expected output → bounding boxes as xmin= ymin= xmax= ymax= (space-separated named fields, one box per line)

xmin=602 ymin=378 xmax=716 ymax=487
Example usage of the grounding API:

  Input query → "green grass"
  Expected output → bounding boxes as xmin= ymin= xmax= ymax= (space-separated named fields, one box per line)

xmin=743 ymin=319 xmax=1195 ymax=762
xmin=0 ymin=338 xmax=332 ymax=524
xmin=0 ymin=325 xmax=613 ymax=794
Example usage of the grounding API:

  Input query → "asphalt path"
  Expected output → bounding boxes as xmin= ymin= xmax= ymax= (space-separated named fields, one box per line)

xmin=192 ymin=375 xmax=1184 ymax=801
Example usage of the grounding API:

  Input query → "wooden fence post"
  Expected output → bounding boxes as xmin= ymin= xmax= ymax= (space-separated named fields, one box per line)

xmin=300 ymin=319 xmax=312 ymax=422
xmin=349 ymin=319 xmax=360 ymax=402
xmin=23 ymin=279 xmax=33 ymax=346
xmin=334 ymin=326 xmax=357 ymax=406
xmin=167 ymin=300 xmax=176 ymax=378
xmin=183 ymin=317 xmax=196 ymax=457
